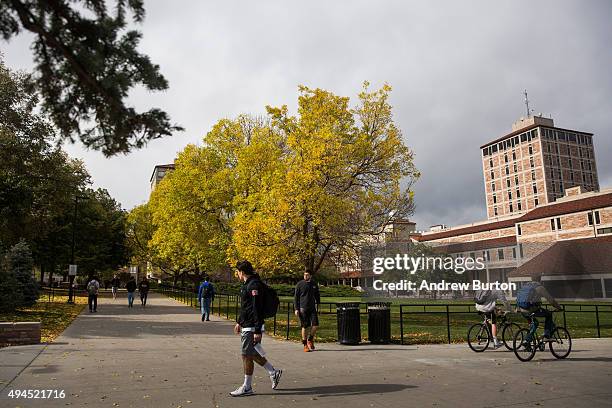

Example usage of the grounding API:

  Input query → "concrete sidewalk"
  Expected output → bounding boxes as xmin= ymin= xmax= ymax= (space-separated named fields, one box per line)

xmin=1 ymin=292 xmax=611 ymax=408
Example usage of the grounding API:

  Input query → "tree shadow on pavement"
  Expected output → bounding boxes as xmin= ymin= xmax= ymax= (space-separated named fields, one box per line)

xmin=536 ymin=356 xmax=612 ymax=363
xmin=260 ymin=383 xmax=415 ymax=397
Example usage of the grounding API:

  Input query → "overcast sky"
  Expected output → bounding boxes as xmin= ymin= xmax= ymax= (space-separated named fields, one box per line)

xmin=3 ymin=1 xmax=611 ymax=230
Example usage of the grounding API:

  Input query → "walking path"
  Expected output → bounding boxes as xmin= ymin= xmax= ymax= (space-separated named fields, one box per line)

xmin=1 ymin=292 xmax=611 ymax=408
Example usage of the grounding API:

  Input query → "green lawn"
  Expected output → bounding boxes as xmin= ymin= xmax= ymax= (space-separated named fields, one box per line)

xmin=159 ymin=288 xmax=612 ymax=344
xmin=0 ymin=290 xmax=87 ymax=344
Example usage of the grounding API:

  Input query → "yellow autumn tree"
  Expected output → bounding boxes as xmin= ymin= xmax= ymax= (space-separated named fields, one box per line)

xmin=230 ymin=83 xmax=419 ymax=275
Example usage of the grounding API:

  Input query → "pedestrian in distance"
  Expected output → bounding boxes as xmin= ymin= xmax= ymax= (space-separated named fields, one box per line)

xmin=294 ymin=271 xmax=320 ymax=352
xmin=111 ymin=274 xmax=120 ymax=300
xmin=197 ymin=276 xmax=215 ymax=321
xmin=138 ymin=277 xmax=150 ymax=307
xmin=86 ymin=276 xmax=100 ymax=313
xmin=230 ymin=260 xmax=282 ymax=397
xmin=126 ymin=276 xmax=137 ymax=308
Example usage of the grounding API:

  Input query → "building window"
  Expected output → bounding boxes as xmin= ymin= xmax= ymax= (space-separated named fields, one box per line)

xmin=485 ymin=250 xmax=490 ymax=261
xmin=493 ymin=194 xmax=497 ymax=204
xmin=491 ymin=182 xmax=496 ymax=192
xmin=506 ymin=178 xmax=511 ymax=188
xmin=498 ymin=249 xmax=504 ymax=260
xmin=489 ymin=158 xmax=493 ymax=168
xmin=532 ymin=184 xmax=538 ymax=194
xmin=531 ymin=171 xmax=536 ymax=181
xmin=597 ymin=227 xmax=612 ymax=235
xmin=517 ymin=224 xmax=522 ymax=236
xmin=515 ymin=176 xmax=519 ymax=185
xmin=529 ymin=145 xmax=533 ymax=155
xmin=512 ymin=247 xmax=517 ymax=259
xmin=595 ymin=210 xmax=601 ymax=225
xmin=556 ymin=217 xmax=562 ymax=230
xmin=509 ymin=203 xmax=513 ymax=213
xmin=505 ymin=154 xmax=508 ymax=163
xmin=551 ymin=219 xmax=556 ymax=231
xmin=508 ymin=191 xmax=512 ymax=200
xmin=517 ymin=201 xmax=522 ymax=211
xmin=516 ymin=189 xmax=521 ymax=198
xmin=519 ymin=243 xmax=524 ymax=258
xmin=535 ymin=197 xmax=539 ymax=206
xmin=494 ymin=206 xmax=498 ymax=216
xmin=505 ymin=165 xmax=509 ymax=175
xmin=530 ymin=158 xmax=535 ymax=168
xmin=514 ymin=163 xmax=518 ymax=173
xmin=512 ymin=151 xmax=516 ymax=161
xmin=490 ymin=170 xmax=495 ymax=179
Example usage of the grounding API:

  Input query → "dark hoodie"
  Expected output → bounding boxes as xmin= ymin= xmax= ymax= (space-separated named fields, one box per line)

xmin=237 ymin=274 xmax=265 ymax=334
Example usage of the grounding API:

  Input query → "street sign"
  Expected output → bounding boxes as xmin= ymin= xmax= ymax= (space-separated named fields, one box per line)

xmin=69 ymin=264 xmax=77 ymax=276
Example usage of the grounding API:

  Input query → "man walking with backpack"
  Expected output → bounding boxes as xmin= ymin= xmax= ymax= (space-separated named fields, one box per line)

xmin=516 ymin=276 xmax=562 ymax=341
xmin=474 ymin=288 xmax=511 ymax=348
xmin=197 ymin=276 xmax=215 ymax=321
xmin=126 ymin=276 xmax=137 ymax=308
xmin=86 ymin=276 xmax=100 ymax=313
xmin=138 ymin=277 xmax=150 ymax=307
xmin=294 ymin=271 xmax=320 ymax=352
xmin=230 ymin=260 xmax=282 ymax=397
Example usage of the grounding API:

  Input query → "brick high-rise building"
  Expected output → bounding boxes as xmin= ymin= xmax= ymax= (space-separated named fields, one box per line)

xmin=481 ymin=116 xmax=599 ymax=220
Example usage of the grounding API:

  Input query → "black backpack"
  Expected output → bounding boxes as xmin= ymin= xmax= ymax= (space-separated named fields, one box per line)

xmin=260 ymin=281 xmax=280 ymax=319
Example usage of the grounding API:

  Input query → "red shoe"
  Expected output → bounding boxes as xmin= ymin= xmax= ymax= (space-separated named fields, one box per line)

xmin=303 ymin=344 xmax=311 ymax=352
xmin=307 ymin=340 xmax=315 ymax=351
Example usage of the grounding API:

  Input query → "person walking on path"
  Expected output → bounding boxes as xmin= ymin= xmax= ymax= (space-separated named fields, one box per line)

xmin=138 ymin=277 xmax=150 ymax=307
xmin=86 ymin=276 xmax=100 ymax=313
xmin=294 ymin=271 xmax=321 ymax=352
xmin=126 ymin=277 xmax=137 ymax=308
xmin=197 ymin=277 xmax=215 ymax=321
xmin=111 ymin=274 xmax=120 ymax=300
xmin=230 ymin=260 xmax=282 ymax=397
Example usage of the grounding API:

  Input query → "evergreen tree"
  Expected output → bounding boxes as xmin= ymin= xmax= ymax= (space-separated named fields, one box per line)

xmin=8 ymin=240 xmax=38 ymax=307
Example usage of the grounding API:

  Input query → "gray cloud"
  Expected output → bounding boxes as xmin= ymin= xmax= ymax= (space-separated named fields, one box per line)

xmin=3 ymin=0 xmax=611 ymax=230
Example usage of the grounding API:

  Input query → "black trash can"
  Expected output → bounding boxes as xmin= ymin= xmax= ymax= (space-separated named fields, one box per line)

xmin=367 ymin=302 xmax=391 ymax=344
xmin=336 ymin=302 xmax=361 ymax=345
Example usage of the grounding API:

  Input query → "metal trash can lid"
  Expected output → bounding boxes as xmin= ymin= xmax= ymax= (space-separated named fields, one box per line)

xmin=336 ymin=302 xmax=361 ymax=310
xmin=367 ymin=302 xmax=391 ymax=310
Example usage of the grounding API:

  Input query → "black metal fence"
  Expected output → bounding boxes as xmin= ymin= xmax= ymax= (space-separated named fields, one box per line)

xmin=156 ymin=285 xmax=612 ymax=344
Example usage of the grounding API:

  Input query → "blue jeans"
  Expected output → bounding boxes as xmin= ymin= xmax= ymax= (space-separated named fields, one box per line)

xmin=524 ymin=308 xmax=554 ymax=341
xmin=127 ymin=292 xmax=134 ymax=307
xmin=201 ymin=298 xmax=212 ymax=319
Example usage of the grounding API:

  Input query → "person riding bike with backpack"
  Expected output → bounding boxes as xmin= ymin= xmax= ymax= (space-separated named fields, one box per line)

xmin=474 ymin=288 xmax=512 ymax=348
xmin=516 ymin=276 xmax=562 ymax=341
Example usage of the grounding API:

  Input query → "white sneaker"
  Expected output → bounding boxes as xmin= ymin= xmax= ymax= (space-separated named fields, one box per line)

xmin=493 ymin=341 xmax=502 ymax=349
xmin=230 ymin=385 xmax=254 ymax=397
xmin=270 ymin=369 xmax=283 ymax=389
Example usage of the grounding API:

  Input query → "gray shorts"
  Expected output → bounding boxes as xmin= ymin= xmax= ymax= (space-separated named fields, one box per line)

xmin=241 ymin=331 xmax=258 ymax=356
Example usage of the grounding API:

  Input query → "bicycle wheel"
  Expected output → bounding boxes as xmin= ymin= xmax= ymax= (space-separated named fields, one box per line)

xmin=549 ymin=327 xmax=572 ymax=359
xmin=467 ymin=323 xmax=490 ymax=352
xmin=502 ymin=323 xmax=521 ymax=351
xmin=513 ymin=328 xmax=536 ymax=362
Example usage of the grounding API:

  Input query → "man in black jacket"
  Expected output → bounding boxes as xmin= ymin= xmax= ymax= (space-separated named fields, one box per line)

xmin=294 ymin=271 xmax=320 ymax=352
xmin=230 ymin=260 xmax=282 ymax=397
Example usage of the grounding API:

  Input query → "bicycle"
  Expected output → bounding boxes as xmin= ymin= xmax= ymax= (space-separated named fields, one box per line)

xmin=467 ymin=310 xmax=520 ymax=352
xmin=512 ymin=310 xmax=572 ymax=362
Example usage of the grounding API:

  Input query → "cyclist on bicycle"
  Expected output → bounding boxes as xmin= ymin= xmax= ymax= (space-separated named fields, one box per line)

xmin=474 ymin=289 xmax=511 ymax=348
xmin=516 ymin=276 xmax=562 ymax=341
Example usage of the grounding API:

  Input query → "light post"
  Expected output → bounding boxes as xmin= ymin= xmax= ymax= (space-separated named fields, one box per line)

xmin=68 ymin=194 xmax=87 ymax=303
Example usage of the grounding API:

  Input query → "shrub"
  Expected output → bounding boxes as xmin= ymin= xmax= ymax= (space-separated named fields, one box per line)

xmin=0 ymin=240 xmax=39 ymax=312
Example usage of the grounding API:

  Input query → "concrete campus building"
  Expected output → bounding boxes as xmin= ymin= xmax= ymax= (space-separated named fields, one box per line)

xmin=340 ymin=116 xmax=612 ymax=300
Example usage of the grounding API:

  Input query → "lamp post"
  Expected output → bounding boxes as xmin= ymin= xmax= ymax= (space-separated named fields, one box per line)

xmin=68 ymin=194 xmax=87 ymax=304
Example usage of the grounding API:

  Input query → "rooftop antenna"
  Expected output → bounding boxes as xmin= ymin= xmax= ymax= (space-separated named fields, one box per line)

xmin=524 ymin=89 xmax=531 ymax=118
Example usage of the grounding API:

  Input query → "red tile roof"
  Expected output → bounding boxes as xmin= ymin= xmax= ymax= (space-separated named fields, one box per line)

xmin=509 ymin=236 xmax=612 ymax=278
xmin=420 ymin=192 xmax=612 ymax=242
xmin=432 ymin=236 xmax=517 ymax=254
